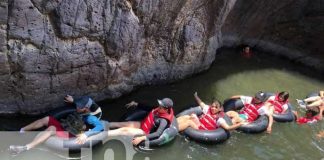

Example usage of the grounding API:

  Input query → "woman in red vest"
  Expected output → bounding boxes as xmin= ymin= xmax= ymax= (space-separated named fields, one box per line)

xmin=108 ymin=98 xmax=174 ymax=146
xmin=265 ymin=91 xmax=290 ymax=114
xmin=177 ymin=92 xmax=243 ymax=132
xmin=261 ymin=91 xmax=290 ymax=133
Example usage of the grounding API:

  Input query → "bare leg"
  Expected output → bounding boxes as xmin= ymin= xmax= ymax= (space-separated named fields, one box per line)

xmin=108 ymin=127 xmax=144 ymax=137
xmin=304 ymin=96 xmax=321 ymax=103
xmin=307 ymin=100 xmax=323 ymax=108
xmin=109 ymin=121 xmax=141 ymax=129
xmin=292 ymin=110 xmax=302 ymax=121
xmin=22 ymin=117 xmax=49 ymax=131
xmin=177 ymin=115 xmax=200 ymax=132
xmin=25 ymin=126 xmax=56 ymax=150
xmin=190 ymin=114 xmax=201 ymax=126
xmin=226 ymin=111 xmax=244 ymax=124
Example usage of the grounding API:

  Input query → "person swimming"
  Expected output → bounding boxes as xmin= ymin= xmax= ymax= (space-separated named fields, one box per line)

xmin=241 ymin=46 xmax=253 ymax=58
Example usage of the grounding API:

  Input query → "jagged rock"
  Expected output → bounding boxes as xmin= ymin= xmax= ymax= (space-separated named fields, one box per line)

xmin=0 ymin=0 xmax=323 ymax=114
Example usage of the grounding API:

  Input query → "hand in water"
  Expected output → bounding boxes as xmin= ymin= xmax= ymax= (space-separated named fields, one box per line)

xmin=76 ymin=134 xmax=88 ymax=144
xmin=317 ymin=131 xmax=324 ymax=138
xmin=125 ymin=101 xmax=138 ymax=109
xmin=266 ymin=127 xmax=272 ymax=134
xmin=132 ymin=136 xmax=146 ymax=146
xmin=64 ymin=95 xmax=74 ymax=103
xmin=194 ymin=92 xmax=198 ymax=97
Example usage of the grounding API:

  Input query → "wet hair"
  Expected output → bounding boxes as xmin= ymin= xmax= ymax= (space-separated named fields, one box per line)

xmin=60 ymin=112 xmax=85 ymax=136
xmin=306 ymin=109 xmax=318 ymax=117
xmin=278 ymin=91 xmax=289 ymax=102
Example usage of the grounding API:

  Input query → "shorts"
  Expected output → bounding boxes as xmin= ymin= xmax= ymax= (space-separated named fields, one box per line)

xmin=239 ymin=114 xmax=248 ymax=120
xmin=48 ymin=116 xmax=73 ymax=138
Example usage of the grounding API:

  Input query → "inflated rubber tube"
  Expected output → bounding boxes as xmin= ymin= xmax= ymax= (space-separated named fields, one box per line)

xmin=272 ymin=104 xmax=295 ymax=122
xmin=138 ymin=119 xmax=178 ymax=148
xmin=223 ymin=99 xmax=244 ymax=112
xmin=44 ymin=108 xmax=109 ymax=152
xmin=122 ymin=108 xmax=178 ymax=149
xmin=236 ymin=115 xmax=268 ymax=133
xmin=223 ymin=98 xmax=268 ymax=133
xmin=306 ymin=92 xmax=320 ymax=98
xmin=176 ymin=106 xmax=231 ymax=144
xmin=262 ymin=92 xmax=295 ymax=122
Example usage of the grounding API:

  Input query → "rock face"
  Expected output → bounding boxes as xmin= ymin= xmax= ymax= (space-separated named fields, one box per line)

xmin=222 ymin=0 xmax=324 ymax=71
xmin=0 ymin=0 xmax=323 ymax=114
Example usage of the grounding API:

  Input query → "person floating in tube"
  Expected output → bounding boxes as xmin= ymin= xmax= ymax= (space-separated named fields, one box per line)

xmin=264 ymin=91 xmax=290 ymax=114
xmin=226 ymin=91 xmax=273 ymax=133
xmin=107 ymin=98 xmax=175 ymax=146
xmin=177 ymin=92 xmax=245 ymax=132
xmin=9 ymin=96 xmax=104 ymax=155
xmin=258 ymin=91 xmax=291 ymax=133
xmin=296 ymin=91 xmax=324 ymax=110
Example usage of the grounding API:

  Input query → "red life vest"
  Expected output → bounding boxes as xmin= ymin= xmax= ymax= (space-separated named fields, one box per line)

xmin=140 ymin=107 xmax=174 ymax=135
xmin=240 ymin=99 xmax=263 ymax=122
xmin=268 ymin=94 xmax=288 ymax=114
xmin=198 ymin=106 xmax=225 ymax=130
xmin=297 ymin=116 xmax=319 ymax=124
xmin=242 ymin=51 xmax=252 ymax=58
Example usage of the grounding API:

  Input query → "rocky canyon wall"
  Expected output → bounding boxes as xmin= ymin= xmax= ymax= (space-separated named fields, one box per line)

xmin=0 ymin=0 xmax=236 ymax=114
xmin=0 ymin=0 xmax=323 ymax=114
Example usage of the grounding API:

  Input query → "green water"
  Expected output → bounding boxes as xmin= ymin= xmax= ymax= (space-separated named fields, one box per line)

xmin=1 ymin=48 xmax=324 ymax=160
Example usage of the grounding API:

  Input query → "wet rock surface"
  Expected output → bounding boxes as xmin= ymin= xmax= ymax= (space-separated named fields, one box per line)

xmin=0 ymin=0 xmax=323 ymax=114
xmin=222 ymin=0 xmax=324 ymax=73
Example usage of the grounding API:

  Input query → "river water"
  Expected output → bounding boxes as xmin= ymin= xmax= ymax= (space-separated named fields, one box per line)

xmin=1 ymin=48 xmax=324 ymax=160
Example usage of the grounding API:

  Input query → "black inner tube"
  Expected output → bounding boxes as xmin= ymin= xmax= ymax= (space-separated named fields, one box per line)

xmin=223 ymin=98 xmax=269 ymax=133
xmin=177 ymin=106 xmax=231 ymax=144
xmin=44 ymin=107 xmax=108 ymax=152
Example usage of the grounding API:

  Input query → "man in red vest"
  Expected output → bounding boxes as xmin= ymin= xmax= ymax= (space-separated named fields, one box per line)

xmin=108 ymin=98 xmax=174 ymax=146
xmin=226 ymin=91 xmax=272 ymax=132
xmin=177 ymin=92 xmax=244 ymax=131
